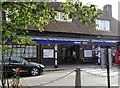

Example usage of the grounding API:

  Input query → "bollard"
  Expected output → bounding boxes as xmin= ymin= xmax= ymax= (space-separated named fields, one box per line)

xmin=75 ymin=67 xmax=81 ymax=88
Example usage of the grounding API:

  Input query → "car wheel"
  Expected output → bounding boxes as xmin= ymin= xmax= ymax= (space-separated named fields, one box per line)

xmin=30 ymin=68 xmax=39 ymax=76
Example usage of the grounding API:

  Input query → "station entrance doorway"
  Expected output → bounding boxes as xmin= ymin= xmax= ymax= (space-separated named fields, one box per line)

xmin=61 ymin=44 xmax=79 ymax=64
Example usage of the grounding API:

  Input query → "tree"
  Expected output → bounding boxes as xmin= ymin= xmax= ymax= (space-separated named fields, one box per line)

xmin=1 ymin=1 xmax=103 ymax=87
xmin=2 ymin=2 xmax=102 ymax=44
xmin=2 ymin=2 xmax=57 ymax=44
xmin=61 ymin=2 xmax=103 ymax=27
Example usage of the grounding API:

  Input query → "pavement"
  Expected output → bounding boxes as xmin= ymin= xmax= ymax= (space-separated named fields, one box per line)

xmin=44 ymin=64 xmax=119 ymax=87
xmin=2 ymin=64 xmax=118 ymax=87
xmin=44 ymin=64 xmax=119 ymax=77
xmin=44 ymin=64 xmax=119 ymax=71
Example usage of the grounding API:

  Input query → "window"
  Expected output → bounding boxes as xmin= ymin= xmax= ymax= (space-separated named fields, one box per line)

xmin=55 ymin=11 xmax=72 ymax=22
xmin=11 ymin=57 xmax=22 ymax=63
xmin=96 ymin=19 xmax=110 ymax=31
xmin=6 ymin=8 xmax=11 ymax=23
xmin=3 ymin=45 xmax=37 ymax=58
xmin=25 ymin=46 xmax=37 ymax=58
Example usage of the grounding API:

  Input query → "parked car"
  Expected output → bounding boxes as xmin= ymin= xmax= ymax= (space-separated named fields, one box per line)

xmin=0 ymin=57 xmax=45 ymax=76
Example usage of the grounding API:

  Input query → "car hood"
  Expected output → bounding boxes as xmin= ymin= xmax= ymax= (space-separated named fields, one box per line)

xmin=29 ymin=62 xmax=45 ymax=68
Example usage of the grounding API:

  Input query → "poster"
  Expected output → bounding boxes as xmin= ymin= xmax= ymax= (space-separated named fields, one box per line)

xmin=43 ymin=49 xmax=54 ymax=58
xmin=84 ymin=50 xmax=92 ymax=57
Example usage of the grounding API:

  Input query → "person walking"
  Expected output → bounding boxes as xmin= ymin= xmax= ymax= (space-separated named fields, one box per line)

xmin=72 ymin=51 xmax=76 ymax=64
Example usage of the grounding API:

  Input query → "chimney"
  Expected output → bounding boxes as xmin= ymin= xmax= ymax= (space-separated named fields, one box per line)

xmin=103 ymin=4 xmax=112 ymax=16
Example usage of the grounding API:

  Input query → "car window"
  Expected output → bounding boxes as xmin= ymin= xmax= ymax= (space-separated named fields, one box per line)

xmin=11 ymin=57 xmax=23 ymax=64
xmin=0 ymin=57 xmax=28 ymax=64
xmin=11 ymin=60 xmax=20 ymax=63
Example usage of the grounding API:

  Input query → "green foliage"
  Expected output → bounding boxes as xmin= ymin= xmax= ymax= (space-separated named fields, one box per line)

xmin=2 ymin=2 xmax=57 ymax=31
xmin=2 ymin=2 xmax=57 ymax=45
xmin=2 ymin=2 xmax=103 ymax=45
xmin=61 ymin=2 xmax=103 ymax=28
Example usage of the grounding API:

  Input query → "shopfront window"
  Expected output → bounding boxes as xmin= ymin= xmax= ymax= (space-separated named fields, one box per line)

xmin=3 ymin=45 xmax=37 ymax=58
xmin=25 ymin=46 xmax=37 ymax=58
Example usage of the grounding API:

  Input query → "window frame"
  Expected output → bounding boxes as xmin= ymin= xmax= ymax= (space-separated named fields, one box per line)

xmin=3 ymin=45 xmax=37 ymax=58
xmin=96 ymin=19 xmax=110 ymax=31
xmin=55 ymin=11 xmax=72 ymax=22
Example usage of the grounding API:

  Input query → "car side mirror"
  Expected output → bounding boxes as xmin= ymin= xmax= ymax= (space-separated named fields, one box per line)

xmin=23 ymin=62 xmax=27 ymax=65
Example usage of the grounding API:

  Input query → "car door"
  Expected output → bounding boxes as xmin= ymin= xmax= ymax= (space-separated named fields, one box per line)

xmin=18 ymin=59 xmax=30 ymax=73
xmin=2 ymin=58 xmax=20 ymax=76
xmin=10 ymin=57 xmax=22 ymax=73
xmin=11 ymin=57 xmax=30 ymax=73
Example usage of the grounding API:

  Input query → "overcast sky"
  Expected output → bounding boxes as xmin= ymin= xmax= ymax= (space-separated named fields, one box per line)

xmin=57 ymin=0 xmax=120 ymax=20
xmin=81 ymin=0 xmax=119 ymax=20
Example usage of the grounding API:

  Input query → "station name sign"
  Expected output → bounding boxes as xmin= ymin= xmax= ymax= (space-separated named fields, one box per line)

xmin=74 ymin=41 xmax=88 ymax=44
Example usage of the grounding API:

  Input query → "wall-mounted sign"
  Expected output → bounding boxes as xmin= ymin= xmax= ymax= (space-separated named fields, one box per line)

xmin=74 ymin=42 xmax=81 ymax=44
xmin=84 ymin=50 xmax=92 ymax=57
xmin=43 ymin=49 xmax=54 ymax=58
xmin=82 ymin=42 xmax=88 ymax=44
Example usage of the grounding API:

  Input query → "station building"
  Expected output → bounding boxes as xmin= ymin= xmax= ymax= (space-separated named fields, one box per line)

xmin=6 ymin=2 xmax=119 ymax=66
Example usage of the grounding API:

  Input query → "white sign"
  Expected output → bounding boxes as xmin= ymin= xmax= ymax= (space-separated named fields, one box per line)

xmin=84 ymin=50 xmax=92 ymax=57
xmin=43 ymin=49 xmax=54 ymax=58
xmin=74 ymin=42 xmax=81 ymax=44
xmin=82 ymin=42 xmax=88 ymax=44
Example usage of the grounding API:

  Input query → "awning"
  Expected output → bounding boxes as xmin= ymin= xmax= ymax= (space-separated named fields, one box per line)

xmin=32 ymin=36 xmax=115 ymax=46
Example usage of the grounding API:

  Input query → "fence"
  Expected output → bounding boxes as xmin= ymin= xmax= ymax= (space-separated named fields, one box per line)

xmin=0 ymin=66 xmax=118 ymax=87
xmin=34 ymin=67 xmax=118 ymax=87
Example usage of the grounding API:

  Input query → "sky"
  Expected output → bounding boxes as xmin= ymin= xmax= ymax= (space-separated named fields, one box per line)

xmin=80 ymin=0 xmax=119 ymax=20
xmin=57 ymin=0 xmax=120 ymax=20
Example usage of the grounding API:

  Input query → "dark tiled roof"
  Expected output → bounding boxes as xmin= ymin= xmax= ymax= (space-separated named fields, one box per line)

xmin=44 ymin=17 xmax=118 ymax=36
xmin=44 ymin=2 xmax=118 ymax=36
xmin=29 ymin=2 xmax=118 ymax=37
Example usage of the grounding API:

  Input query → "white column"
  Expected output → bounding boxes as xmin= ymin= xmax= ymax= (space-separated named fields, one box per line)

xmin=108 ymin=49 xmax=112 ymax=67
xmin=97 ymin=46 xmax=101 ymax=64
xmin=54 ymin=44 xmax=58 ymax=68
